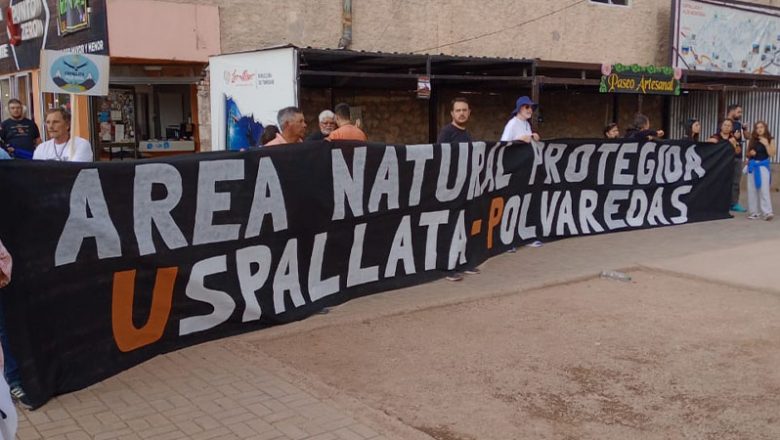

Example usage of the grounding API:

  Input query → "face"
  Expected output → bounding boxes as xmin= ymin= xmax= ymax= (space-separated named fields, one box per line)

xmin=319 ymin=117 xmax=336 ymax=135
xmin=8 ymin=102 xmax=23 ymax=119
xmin=721 ymin=119 xmax=733 ymax=133
xmin=606 ymin=126 xmax=619 ymax=138
xmin=692 ymin=121 xmax=701 ymax=134
xmin=288 ymin=112 xmax=307 ymax=139
xmin=450 ymin=101 xmax=471 ymax=126
xmin=45 ymin=111 xmax=69 ymax=140
xmin=731 ymin=107 xmax=743 ymax=120
xmin=519 ymin=104 xmax=534 ymax=120
xmin=756 ymin=123 xmax=766 ymax=136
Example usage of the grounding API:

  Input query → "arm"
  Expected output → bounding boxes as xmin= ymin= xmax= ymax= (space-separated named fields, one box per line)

xmin=730 ymin=137 xmax=741 ymax=155
xmin=768 ymin=139 xmax=777 ymax=158
xmin=32 ymin=123 xmax=41 ymax=146
xmin=436 ymin=127 xmax=448 ymax=144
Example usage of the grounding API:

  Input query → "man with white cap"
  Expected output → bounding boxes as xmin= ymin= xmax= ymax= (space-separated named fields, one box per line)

xmin=501 ymin=96 xmax=540 ymax=143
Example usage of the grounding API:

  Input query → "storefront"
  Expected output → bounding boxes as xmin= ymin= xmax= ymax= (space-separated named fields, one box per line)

xmin=0 ymin=0 xmax=219 ymax=160
xmin=88 ymin=0 xmax=219 ymax=159
xmin=92 ymin=62 xmax=205 ymax=159
xmin=0 ymin=0 xmax=109 ymax=143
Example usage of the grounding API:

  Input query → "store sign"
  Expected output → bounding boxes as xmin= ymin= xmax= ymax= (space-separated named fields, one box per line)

xmin=41 ymin=49 xmax=108 ymax=95
xmin=673 ymin=0 xmax=780 ymax=76
xmin=599 ymin=64 xmax=682 ymax=96
xmin=57 ymin=0 xmax=89 ymax=35
xmin=210 ymin=47 xmax=298 ymax=151
xmin=0 ymin=0 xmax=107 ymax=74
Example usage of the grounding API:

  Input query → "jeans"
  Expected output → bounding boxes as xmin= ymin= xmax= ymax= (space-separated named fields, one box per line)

xmin=0 ymin=300 xmax=20 ymax=388
xmin=732 ymin=158 xmax=743 ymax=205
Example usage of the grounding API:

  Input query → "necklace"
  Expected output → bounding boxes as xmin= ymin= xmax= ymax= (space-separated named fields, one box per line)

xmin=53 ymin=141 xmax=68 ymax=161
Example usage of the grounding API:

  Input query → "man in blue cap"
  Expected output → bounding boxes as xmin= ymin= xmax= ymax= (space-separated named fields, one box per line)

xmin=501 ymin=96 xmax=540 ymax=143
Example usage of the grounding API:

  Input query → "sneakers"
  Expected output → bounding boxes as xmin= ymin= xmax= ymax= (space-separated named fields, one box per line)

xmin=445 ymin=272 xmax=463 ymax=282
xmin=525 ymin=240 xmax=544 ymax=248
xmin=10 ymin=385 xmax=32 ymax=410
xmin=765 ymin=213 xmax=774 ymax=221
xmin=506 ymin=247 xmax=518 ymax=254
xmin=748 ymin=213 xmax=761 ymax=220
xmin=463 ymin=268 xmax=481 ymax=275
xmin=730 ymin=203 xmax=747 ymax=213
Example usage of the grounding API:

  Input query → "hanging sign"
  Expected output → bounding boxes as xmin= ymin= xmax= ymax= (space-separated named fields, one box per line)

xmin=40 ymin=49 xmax=109 ymax=95
xmin=417 ymin=75 xmax=431 ymax=99
xmin=599 ymin=64 xmax=682 ymax=96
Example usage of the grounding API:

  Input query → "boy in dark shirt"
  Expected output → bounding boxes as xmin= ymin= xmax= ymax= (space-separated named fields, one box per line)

xmin=0 ymin=99 xmax=41 ymax=159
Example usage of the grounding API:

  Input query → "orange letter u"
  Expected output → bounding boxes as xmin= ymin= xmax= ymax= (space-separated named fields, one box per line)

xmin=112 ymin=268 xmax=177 ymax=353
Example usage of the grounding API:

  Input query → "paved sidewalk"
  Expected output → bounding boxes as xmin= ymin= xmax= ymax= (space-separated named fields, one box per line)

xmin=17 ymin=194 xmax=780 ymax=439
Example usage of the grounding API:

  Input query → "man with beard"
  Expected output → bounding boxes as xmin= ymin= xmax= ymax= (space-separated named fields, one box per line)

xmin=1 ymin=99 xmax=41 ymax=159
xmin=306 ymin=110 xmax=337 ymax=141
xmin=437 ymin=97 xmax=472 ymax=143
xmin=436 ymin=97 xmax=481 ymax=281
xmin=727 ymin=104 xmax=749 ymax=212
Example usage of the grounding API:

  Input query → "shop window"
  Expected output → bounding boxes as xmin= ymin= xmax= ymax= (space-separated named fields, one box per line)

xmin=590 ymin=0 xmax=629 ymax=6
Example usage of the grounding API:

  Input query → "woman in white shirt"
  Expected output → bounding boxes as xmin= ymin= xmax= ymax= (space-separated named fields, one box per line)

xmin=501 ymin=96 xmax=540 ymax=143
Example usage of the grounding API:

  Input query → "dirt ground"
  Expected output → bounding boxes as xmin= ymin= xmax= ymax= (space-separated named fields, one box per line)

xmin=259 ymin=270 xmax=780 ymax=440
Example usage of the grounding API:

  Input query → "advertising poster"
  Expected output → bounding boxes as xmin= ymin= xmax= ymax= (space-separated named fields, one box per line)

xmin=673 ymin=0 xmax=780 ymax=75
xmin=209 ymin=47 xmax=299 ymax=151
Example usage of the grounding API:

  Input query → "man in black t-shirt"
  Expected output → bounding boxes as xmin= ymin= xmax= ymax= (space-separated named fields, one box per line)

xmin=437 ymin=97 xmax=472 ymax=144
xmin=1 ymin=99 xmax=41 ymax=159
xmin=726 ymin=104 xmax=749 ymax=212
xmin=436 ymin=97 xmax=481 ymax=281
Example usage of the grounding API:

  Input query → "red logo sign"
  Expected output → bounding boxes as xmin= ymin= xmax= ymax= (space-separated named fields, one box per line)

xmin=6 ymin=7 xmax=21 ymax=46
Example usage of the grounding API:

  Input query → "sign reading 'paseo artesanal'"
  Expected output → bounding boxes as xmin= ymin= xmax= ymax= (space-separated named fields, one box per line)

xmin=599 ymin=64 xmax=682 ymax=96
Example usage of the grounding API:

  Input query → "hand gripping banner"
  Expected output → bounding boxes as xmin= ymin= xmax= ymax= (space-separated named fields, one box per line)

xmin=0 ymin=139 xmax=733 ymax=407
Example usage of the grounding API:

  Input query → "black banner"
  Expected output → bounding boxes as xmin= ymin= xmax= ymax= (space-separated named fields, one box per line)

xmin=0 ymin=139 xmax=732 ymax=408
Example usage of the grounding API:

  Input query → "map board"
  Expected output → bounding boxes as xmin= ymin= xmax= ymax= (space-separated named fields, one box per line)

xmin=672 ymin=0 xmax=780 ymax=76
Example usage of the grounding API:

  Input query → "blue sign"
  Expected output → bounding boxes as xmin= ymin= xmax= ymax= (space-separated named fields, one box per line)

xmin=50 ymin=54 xmax=100 ymax=93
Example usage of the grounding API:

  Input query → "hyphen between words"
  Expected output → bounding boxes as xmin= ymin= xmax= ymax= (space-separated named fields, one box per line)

xmin=52 ymin=141 xmax=706 ymax=348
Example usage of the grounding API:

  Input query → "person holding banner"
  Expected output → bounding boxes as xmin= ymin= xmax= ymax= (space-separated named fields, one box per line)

xmin=603 ymin=123 xmax=620 ymax=139
xmin=306 ymin=110 xmax=337 ymax=141
xmin=0 ymin=99 xmax=41 ymax=160
xmin=33 ymin=109 xmax=93 ymax=162
xmin=501 ymin=96 xmax=543 ymax=250
xmin=265 ymin=107 xmax=307 ymax=146
xmin=682 ymin=118 xmax=701 ymax=142
xmin=0 ymin=238 xmax=29 ymax=414
xmin=726 ymin=105 xmax=749 ymax=213
xmin=328 ymin=103 xmax=367 ymax=141
xmin=625 ymin=114 xmax=664 ymax=141
xmin=500 ymin=96 xmax=540 ymax=143
xmin=746 ymin=121 xmax=776 ymax=220
xmin=438 ymin=97 xmax=473 ymax=143
xmin=436 ymin=97 xmax=481 ymax=281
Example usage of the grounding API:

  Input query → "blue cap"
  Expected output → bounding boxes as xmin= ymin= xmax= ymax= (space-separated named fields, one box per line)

xmin=511 ymin=96 xmax=538 ymax=116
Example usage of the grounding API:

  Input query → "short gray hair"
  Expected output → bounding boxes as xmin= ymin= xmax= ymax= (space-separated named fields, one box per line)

xmin=318 ymin=110 xmax=335 ymax=122
xmin=277 ymin=106 xmax=302 ymax=129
